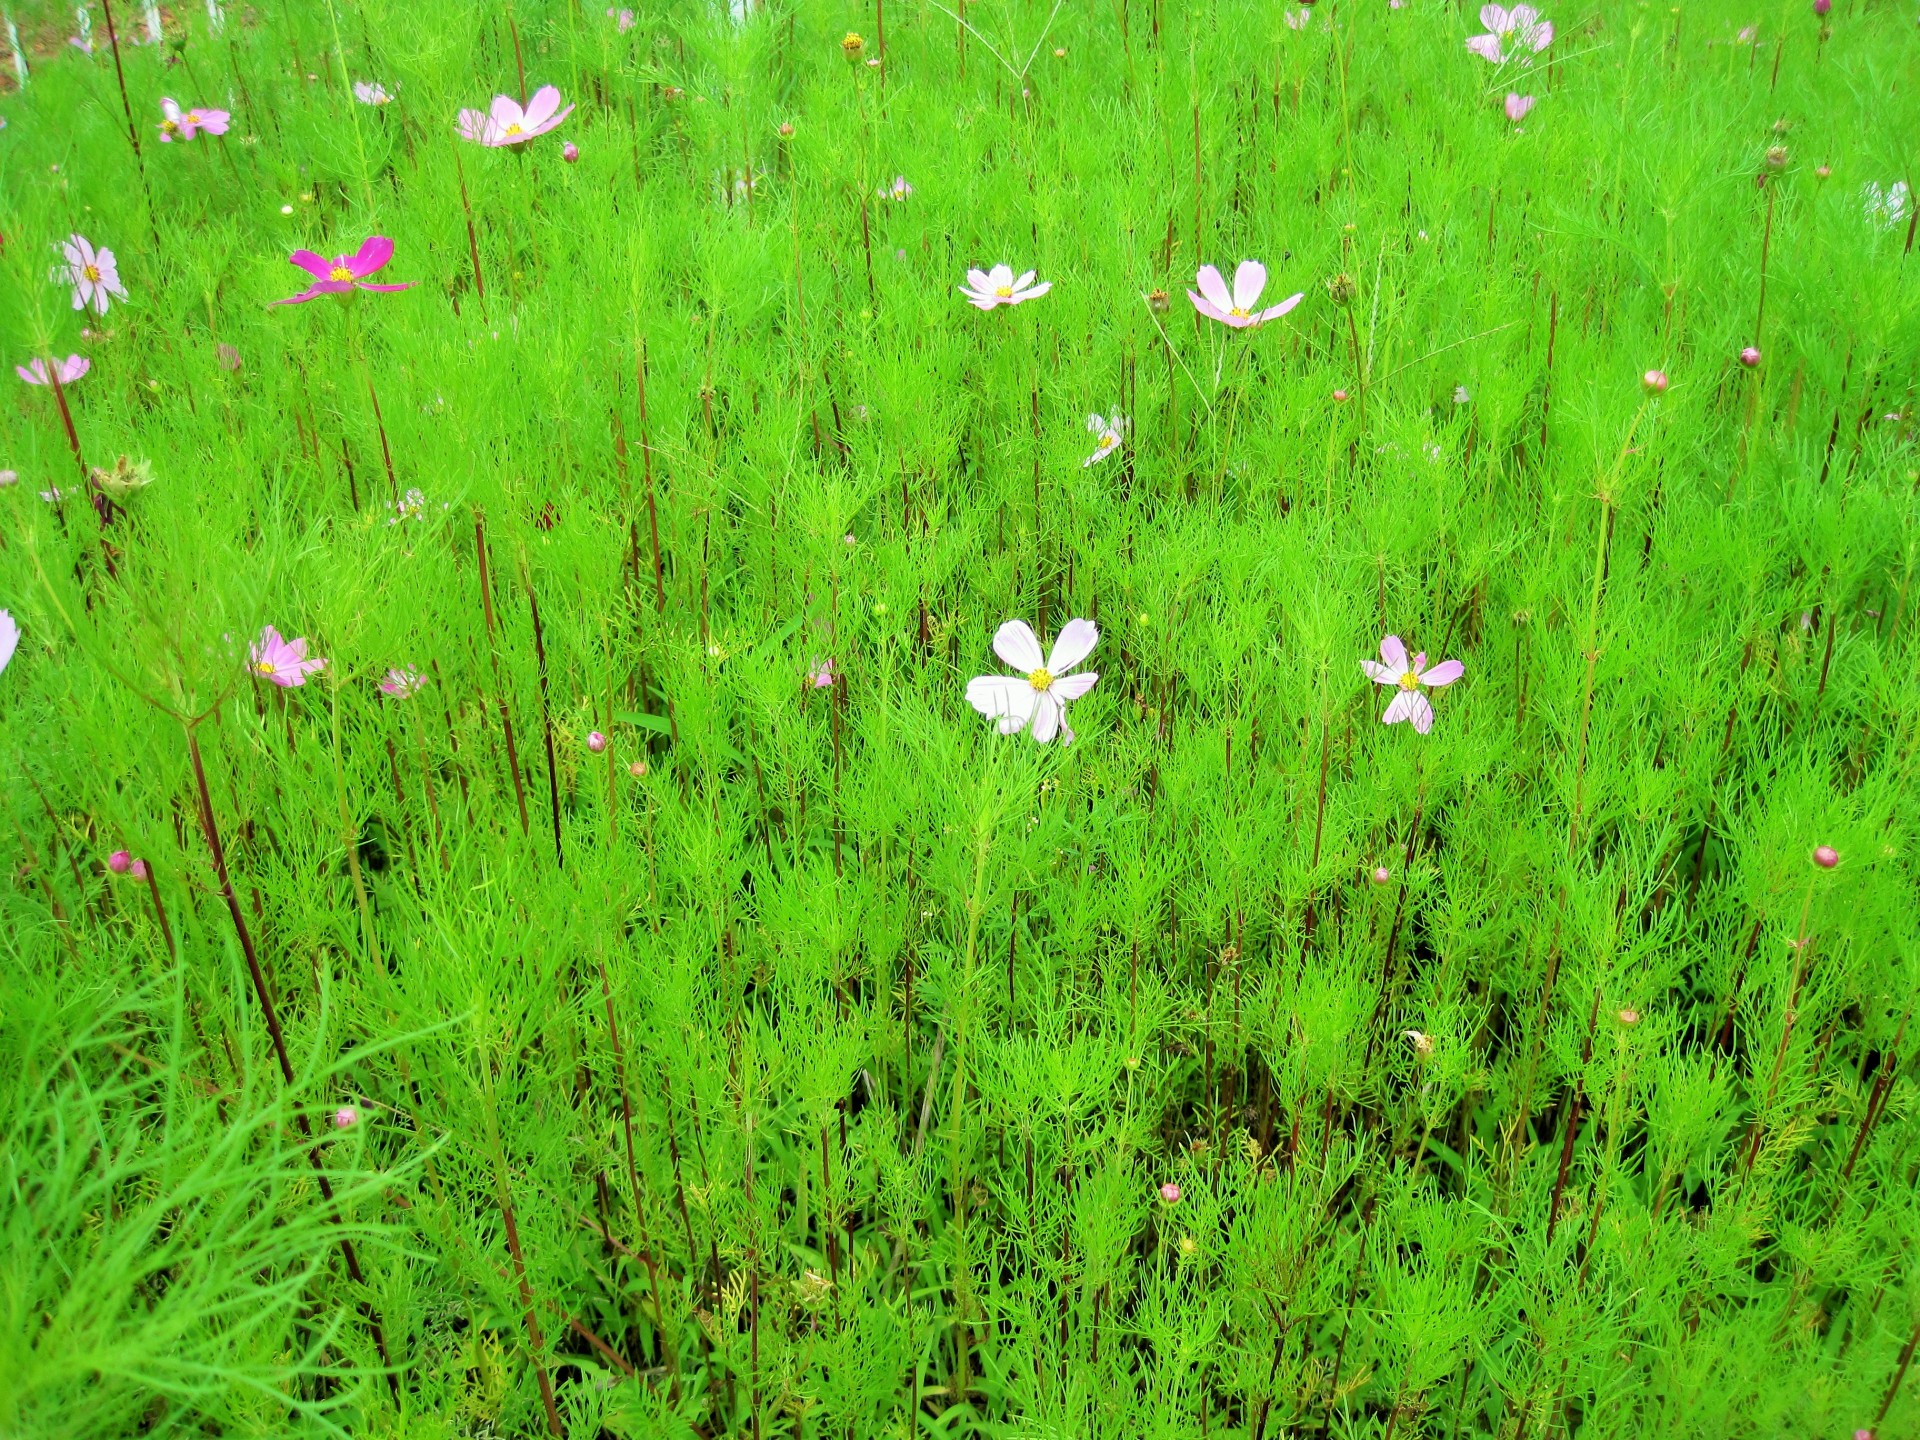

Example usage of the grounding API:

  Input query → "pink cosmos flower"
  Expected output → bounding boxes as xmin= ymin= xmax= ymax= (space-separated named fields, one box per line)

xmin=0 ymin=609 xmax=20 ymax=676
xmin=53 ymin=234 xmax=129 ymax=315
xmin=965 ymin=619 xmax=1099 ymax=745
xmin=878 ymin=175 xmax=912 ymax=201
xmin=609 ymin=6 xmax=635 ymax=31
xmin=17 ymin=355 xmax=90 ymax=386
xmin=808 ymin=658 xmax=837 ymax=689
xmin=1504 ymin=93 xmax=1536 ymax=123
xmin=217 ymin=343 xmax=243 ymax=372
xmin=249 ymin=626 xmax=327 ymax=687
xmin=353 ymin=81 xmax=393 ymax=105
xmin=379 ymin=666 xmax=426 ymax=698
xmin=272 ymin=236 xmax=415 ymax=305
xmin=158 ymin=97 xmax=230 ymax=141
xmin=958 ymin=263 xmax=1051 ymax=310
xmin=1188 ymin=262 xmax=1303 ymax=329
xmin=456 ymin=85 xmax=574 ymax=146
xmin=1362 ymin=635 xmax=1463 ymax=734
xmin=1465 ymin=5 xmax=1553 ymax=63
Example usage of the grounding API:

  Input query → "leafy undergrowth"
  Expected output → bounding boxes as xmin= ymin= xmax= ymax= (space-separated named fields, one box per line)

xmin=2 ymin=0 xmax=1918 ymax=1436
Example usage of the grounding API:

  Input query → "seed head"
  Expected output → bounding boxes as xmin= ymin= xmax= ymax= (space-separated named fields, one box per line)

xmin=1404 ymin=1029 xmax=1434 ymax=1058
xmin=778 ymin=121 xmax=794 ymax=137
xmin=1617 ymin=1008 xmax=1641 ymax=1026
xmin=629 ymin=760 xmax=648 ymax=777
xmin=1147 ymin=288 xmax=1170 ymax=314
xmin=1326 ymin=272 xmax=1357 ymax=307
xmin=1764 ymin=144 xmax=1789 ymax=172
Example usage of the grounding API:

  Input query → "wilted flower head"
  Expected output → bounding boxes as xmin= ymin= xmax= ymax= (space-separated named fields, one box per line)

xmin=158 ymin=97 xmax=230 ymax=141
xmin=1864 ymin=180 xmax=1911 ymax=230
xmin=16 ymin=355 xmax=90 ymax=387
xmin=273 ymin=236 xmax=415 ymax=305
xmin=1504 ymin=92 xmax=1536 ymax=123
xmin=1362 ymin=635 xmax=1464 ymax=734
xmin=959 ymin=263 xmax=1052 ymax=310
xmin=1190 ymin=262 xmax=1303 ymax=328
xmin=91 ymin=455 xmax=154 ymax=498
xmin=1405 ymin=1030 xmax=1435 ymax=1057
xmin=965 ymin=619 xmax=1099 ymax=745
xmin=379 ymin=666 xmax=426 ymax=698
xmin=1465 ymin=5 xmax=1553 ymax=63
xmin=1083 ymin=412 xmax=1127 ymax=467
xmin=249 ymin=626 xmax=326 ymax=687
xmin=53 ymin=234 xmax=128 ymax=315
xmin=353 ymin=81 xmax=393 ymax=105
xmin=457 ymin=85 xmax=574 ymax=146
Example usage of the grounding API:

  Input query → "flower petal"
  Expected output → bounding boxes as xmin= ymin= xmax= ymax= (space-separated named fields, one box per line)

xmin=1360 ymin=661 xmax=1398 ymax=685
xmin=1188 ymin=291 xmax=1234 ymax=324
xmin=1408 ymin=691 xmax=1436 ymax=734
xmin=1255 ymin=292 xmax=1305 ymax=323
xmin=1012 ymin=270 xmax=1036 ymax=292
xmin=987 ymin=263 xmax=1014 ymax=290
xmin=1195 ymin=265 xmax=1233 ymax=312
xmin=1047 ymin=618 xmax=1099 ymax=673
xmin=1382 ymin=689 xmax=1418 ymax=726
xmin=1480 ymin=4 xmax=1511 ymax=31
xmin=1379 ymin=635 xmax=1408 ymax=672
xmin=1051 ymin=670 xmax=1098 ymax=701
xmin=0 ymin=610 xmax=18 ymax=676
xmin=1465 ymin=32 xmax=1504 ymax=61
xmin=1013 ymin=280 xmax=1051 ymax=302
xmin=288 ymin=249 xmax=335 ymax=280
xmin=1029 ymin=693 xmax=1062 ymax=744
xmin=349 ymin=235 xmax=394 ymax=277
xmin=967 ymin=675 xmax=1037 ymax=727
xmin=1231 ymin=260 xmax=1268 ymax=311
xmin=489 ymin=94 xmax=525 ymax=128
xmin=1421 ymin=658 xmax=1464 ymax=688
xmin=523 ymin=85 xmax=563 ymax=128
xmin=992 ymin=620 xmax=1046 ymax=673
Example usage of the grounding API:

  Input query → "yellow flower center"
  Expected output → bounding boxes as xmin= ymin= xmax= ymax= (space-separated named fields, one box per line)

xmin=994 ymin=285 xmax=1013 ymax=298
xmin=161 ymin=118 xmax=178 ymax=133
xmin=255 ymin=660 xmax=277 ymax=675
xmin=329 ymin=266 xmax=354 ymax=282
xmin=1398 ymin=671 xmax=1420 ymax=690
xmin=503 ymin=122 xmax=524 ymax=137
xmin=1229 ymin=306 xmax=1248 ymax=318
xmin=83 ymin=264 xmax=101 ymax=282
xmin=1029 ymin=668 xmax=1053 ymax=692
xmin=1098 ymin=434 xmax=1117 ymax=450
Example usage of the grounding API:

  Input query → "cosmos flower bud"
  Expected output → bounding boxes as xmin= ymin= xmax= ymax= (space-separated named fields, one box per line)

xmin=1617 ymin=1008 xmax=1641 ymax=1026
xmin=1814 ymin=164 xmax=1830 ymax=180
xmin=1764 ymin=145 xmax=1789 ymax=172
xmin=778 ymin=121 xmax=794 ymax=137
xmin=629 ymin=760 xmax=647 ymax=777
xmin=1177 ymin=1235 xmax=1198 ymax=1257
xmin=1333 ymin=389 xmax=1350 ymax=402
xmin=334 ymin=1105 xmax=359 ymax=1129
xmin=1812 ymin=0 xmax=1830 ymax=13
xmin=1326 ymin=272 xmax=1357 ymax=307
xmin=1643 ymin=369 xmax=1669 ymax=395
xmin=1370 ymin=866 xmax=1391 ymax=885
xmin=1812 ymin=844 xmax=1839 ymax=869
xmin=588 ymin=730 xmax=608 ymax=753
xmin=1159 ymin=1182 xmax=1181 ymax=1204
xmin=1739 ymin=346 xmax=1761 ymax=368
xmin=562 ymin=141 xmax=579 ymax=162
xmin=108 ymin=849 xmax=133 ymax=874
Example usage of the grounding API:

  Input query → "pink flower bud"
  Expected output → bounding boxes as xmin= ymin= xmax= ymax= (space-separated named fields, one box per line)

xmin=1370 ymin=866 xmax=1391 ymax=885
xmin=1739 ymin=346 xmax=1761 ymax=368
xmin=1812 ymin=844 xmax=1839 ymax=869
xmin=1333 ymin=389 xmax=1350 ymax=402
xmin=334 ymin=1105 xmax=359 ymax=1129
xmin=1812 ymin=0 xmax=1831 ymax=14
xmin=562 ymin=141 xmax=579 ymax=163
xmin=131 ymin=859 xmax=149 ymax=881
xmin=587 ymin=730 xmax=608 ymax=753
xmin=1643 ymin=369 xmax=1669 ymax=394
xmin=1159 ymin=1182 xmax=1181 ymax=1204
xmin=108 ymin=849 xmax=132 ymax=874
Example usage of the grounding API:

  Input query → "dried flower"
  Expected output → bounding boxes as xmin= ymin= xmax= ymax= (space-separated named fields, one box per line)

xmin=91 ymin=455 xmax=153 ymax=499
xmin=1404 ymin=1030 xmax=1435 ymax=1057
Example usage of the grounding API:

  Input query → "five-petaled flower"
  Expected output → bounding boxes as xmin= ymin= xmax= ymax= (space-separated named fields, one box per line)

xmin=1465 ymin=5 xmax=1553 ymax=63
xmin=379 ymin=666 xmax=426 ymax=698
xmin=1188 ymin=262 xmax=1303 ymax=329
xmin=53 ymin=234 xmax=129 ymax=315
xmin=272 ymin=236 xmax=415 ymax=305
xmin=457 ymin=85 xmax=574 ymax=147
xmin=353 ymin=81 xmax=393 ymax=106
xmin=966 ymin=619 xmax=1099 ymax=745
xmin=958 ymin=263 xmax=1051 ymax=310
xmin=17 ymin=355 xmax=90 ymax=387
xmin=249 ymin=626 xmax=327 ymax=687
xmin=158 ymin=98 xmax=230 ymax=141
xmin=1362 ymin=635 xmax=1463 ymax=734
xmin=1083 ymin=412 xmax=1127 ymax=467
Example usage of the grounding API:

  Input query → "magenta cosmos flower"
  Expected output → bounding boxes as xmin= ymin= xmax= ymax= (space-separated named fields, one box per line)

xmin=958 ymin=263 xmax=1051 ymax=310
xmin=966 ymin=619 xmax=1098 ymax=744
xmin=1189 ymin=262 xmax=1302 ymax=329
xmin=249 ymin=626 xmax=327 ymax=687
xmin=457 ymin=85 xmax=574 ymax=146
xmin=1362 ymin=636 xmax=1463 ymax=734
xmin=272 ymin=237 xmax=415 ymax=305
xmin=158 ymin=98 xmax=231 ymax=141
xmin=1466 ymin=6 xmax=1553 ymax=63
xmin=53 ymin=234 xmax=129 ymax=315
xmin=17 ymin=355 xmax=90 ymax=386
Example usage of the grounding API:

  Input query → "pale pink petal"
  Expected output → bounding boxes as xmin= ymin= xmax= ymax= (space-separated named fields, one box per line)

xmin=456 ymin=108 xmax=492 ymax=142
xmin=1254 ymin=293 xmax=1305 ymax=324
xmin=967 ymin=676 xmax=1038 ymax=728
xmin=1465 ymin=33 xmax=1505 ymax=61
xmin=1526 ymin=19 xmax=1553 ymax=49
xmin=488 ymin=94 xmax=525 ymax=128
xmin=1360 ymin=661 xmax=1399 ymax=685
xmin=963 ymin=292 xmax=1003 ymax=310
xmin=1195 ymin=265 xmax=1233 ymax=312
xmin=1029 ymin=693 xmax=1062 ymax=744
xmin=992 ymin=620 xmax=1046 ymax=673
xmin=522 ymin=85 xmax=563 ymax=128
xmin=1382 ymin=689 xmax=1418 ymax=726
xmin=1051 ymin=671 xmax=1098 ymax=701
xmin=986 ymin=263 xmax=1014 ymax=291
xmin=1480 ymin=5 xmax=1512 ymax=31
xmin=1231 ymin=260 xmax=1268 ymax=312
xmin=1421 ymin=659 xmax=1464 ymax=688
xmin=1013 ymin=280 xmax=1051 ymax=302
xmin=194 ymin=109 xmax=230 ymax=135
xmin=1046 ymin=618 xmax=1099 ymax=673
xmin=1379 ymin=634 xmax=1408 ymax=672
xmin=1188 ymin=290 xmax=1235 ymax=324
xmin=1408 ymin=691 xmax=1436 ymax=734
xmin=1012 ymin=270 xmax=1037 ymax=292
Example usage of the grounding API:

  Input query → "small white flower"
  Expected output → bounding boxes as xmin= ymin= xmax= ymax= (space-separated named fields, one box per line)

xmin=965 ymin=619 xmax=1099 ymax=745
xmin=878 ymin=175 xmax=912 ymax=201
xmin=353 ymin=81 xmax=393 ymax=105
xmin=1864 ymin=180 xmax=1911 ymax=231
xmin=1083 ymin=412 xmax=1127 ymax=466
xmin=1453 ymin=385 xmax=1471 ymax=404
xmin=958 ymin=263 xmax=1051 ymax=310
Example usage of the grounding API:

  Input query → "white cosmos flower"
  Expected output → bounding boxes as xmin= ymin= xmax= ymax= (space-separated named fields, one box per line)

xmin=958 ymin=263 xmax=1051 ymax=310
xmin=1864 ymin=180 xmax=1911 ymax=231
xmin=966 ymin=618 xmax=1098 ymax=744
xmin=1083 ymin=412 xmax=1126 ymax=466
